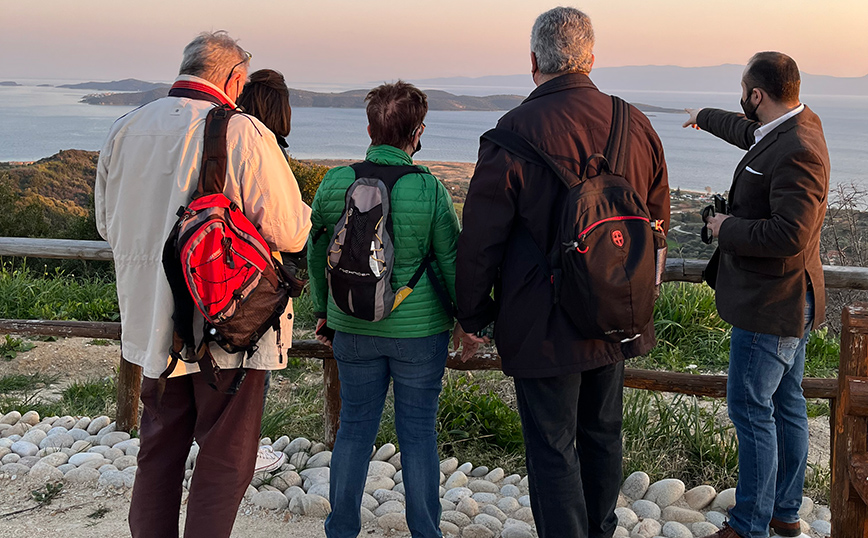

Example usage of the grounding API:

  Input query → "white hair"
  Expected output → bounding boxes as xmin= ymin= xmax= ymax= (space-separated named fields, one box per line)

xmin=178 ymin=31 xmax=248 ymax=86
xmin=530 ymin=7 xmax=595 ymax=75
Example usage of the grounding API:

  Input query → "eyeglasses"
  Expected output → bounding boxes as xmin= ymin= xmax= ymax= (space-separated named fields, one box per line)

xmin=411 ymin=122 xmax=426 ymax=137
xmin=224 ymin=50 xmax=253 ymax=89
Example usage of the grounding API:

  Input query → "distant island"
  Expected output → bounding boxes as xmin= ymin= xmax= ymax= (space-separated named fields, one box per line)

xmin=58 ymin=78 xmax=166 ymax=92
xmin=0 ymin=81 xmax=20 ymax=87
xmin=77 ymin=78 xmax=682 ymax=113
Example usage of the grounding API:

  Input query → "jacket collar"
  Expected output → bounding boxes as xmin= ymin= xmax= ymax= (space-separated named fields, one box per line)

xmin=168 ymin=75 xmax=236 ymax=107
xmin=522 ymin=72 xmax=598 ymax=104
xmin=365 ymin=144 xmax=414 ymax=166
xmin=730 ymin=106 xmax=817 ymax=198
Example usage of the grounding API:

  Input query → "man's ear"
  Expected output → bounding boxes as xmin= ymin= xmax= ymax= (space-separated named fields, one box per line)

xmin=530 ymin=51 xmax=539 ymax=75
xmin=588 ymin=54 xmax=595 ymax=73
xmin=367 ymin=125 xmax=372 ymax=139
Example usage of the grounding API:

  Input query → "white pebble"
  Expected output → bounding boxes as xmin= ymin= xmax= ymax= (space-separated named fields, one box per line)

xmin=631 ymin=499 xmax=661 ymax=520
xmin=252 ymin=490 xmax=289 ymax=510
xmin=443 ymin=487 xmax=473 ymax=503
xmin=440 ymin=457 xmax=459 ymax=475
xmin=615 ymin=507 xmax=638 ymax=530
xmin=661 ymin=520 xmax=692 ymax=538
xmin=643 ymin=478 xmax=685 ymax=508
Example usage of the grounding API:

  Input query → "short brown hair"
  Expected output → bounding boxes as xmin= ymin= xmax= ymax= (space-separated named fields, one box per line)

xmin=744 ymin=52 xmax=800 ymax=104
xmin=238 ymin=69 xmax=292 ymax=137
xmin=365 ymin=81 xmax=427 ymax=149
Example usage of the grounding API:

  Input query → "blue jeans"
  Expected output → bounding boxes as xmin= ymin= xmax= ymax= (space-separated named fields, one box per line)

xmin=727 ymin=290 xmax=814 ymax=538
xmin=324 ymin=330 xmax=447 ymax=538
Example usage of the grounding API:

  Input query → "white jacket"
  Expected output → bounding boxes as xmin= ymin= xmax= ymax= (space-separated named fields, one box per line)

xmin=95 ymin=76 xmax=312 ymax=379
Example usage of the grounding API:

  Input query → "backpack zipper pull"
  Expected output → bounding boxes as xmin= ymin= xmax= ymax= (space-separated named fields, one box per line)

xmin=222 ymin=237 xmax=235 ymax=269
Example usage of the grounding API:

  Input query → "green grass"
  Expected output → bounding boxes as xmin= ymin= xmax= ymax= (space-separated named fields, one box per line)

xmin=0 ymin=376 xmax=116 ymax=418
xmin=0 ymin=263 xmax=118 ymax=321
xmin=0 ymin=372 xmax=59 ymax=392
xmin=622 ymin=389 xmax=740 ymax=489
xmin=641 ymin=282 xmax=840 ymax=381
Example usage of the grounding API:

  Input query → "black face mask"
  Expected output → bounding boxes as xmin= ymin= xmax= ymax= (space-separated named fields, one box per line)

xmin=412 ymin=139 xmax=422 ymax=156
xmin=740 ymin=88 xmax=760 ymax=122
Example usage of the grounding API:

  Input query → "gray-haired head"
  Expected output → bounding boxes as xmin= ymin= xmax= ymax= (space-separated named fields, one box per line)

xmin=178 ymin=31 xmax=249 ymax=87
xmin=531 ymin=7 xmax=595 ymax=75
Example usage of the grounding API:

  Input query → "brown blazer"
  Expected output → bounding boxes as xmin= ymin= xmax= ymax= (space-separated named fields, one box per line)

xmin=456 ymin=73 xmax=670 ymax=377
xmin=698 ymin=107 xmax=829 ymax=337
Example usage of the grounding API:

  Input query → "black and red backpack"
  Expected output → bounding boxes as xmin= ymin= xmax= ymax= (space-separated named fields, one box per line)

xmin=161 ymin=105 xmax=300 ymax=391
xmin=481 ymin=96 xmax=667 ymax=343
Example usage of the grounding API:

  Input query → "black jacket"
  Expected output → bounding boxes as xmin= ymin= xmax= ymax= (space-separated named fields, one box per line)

xmin=456 ymin=73 xmax=670 ymax=378
xmin=699 ymin=107 xmax=829 ymax=337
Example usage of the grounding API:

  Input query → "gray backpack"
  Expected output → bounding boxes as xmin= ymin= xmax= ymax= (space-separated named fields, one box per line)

xmin=327 ymin=161 xmax=445 ymax=321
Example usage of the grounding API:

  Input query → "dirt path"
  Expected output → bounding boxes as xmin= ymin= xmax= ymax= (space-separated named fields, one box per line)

xmin=0 ymin=477 xmax=405 ymax=538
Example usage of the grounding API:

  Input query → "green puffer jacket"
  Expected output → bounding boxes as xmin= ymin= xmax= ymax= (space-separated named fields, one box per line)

xmin=308 ymin=145 xmax=460 ymax=337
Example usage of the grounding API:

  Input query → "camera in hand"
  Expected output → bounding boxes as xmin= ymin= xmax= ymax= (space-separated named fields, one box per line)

xmin=277 ymin=248 xmax=307 ymax=298
xmin=700 ymin=194 xmax=730 ymax=244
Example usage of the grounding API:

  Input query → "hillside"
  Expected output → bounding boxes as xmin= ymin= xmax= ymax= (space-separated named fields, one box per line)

xmin=79 ymin=86 xmax=526 ymax=111
xmin=0 ymin=150 xmax=98 ymax=240
xmin=58 ymin=79 xmax=167 ymax=91
xmin=80 ymin=87 xmax=171 ymax=106
xmin=0 ymin=149 xmax=98 ymax=208
xmin=79 ymin=85 xmax=680 ymax=114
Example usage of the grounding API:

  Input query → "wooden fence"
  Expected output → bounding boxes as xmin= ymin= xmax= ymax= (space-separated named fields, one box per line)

xmin=2 ymin=237 xmax=868 ymax=534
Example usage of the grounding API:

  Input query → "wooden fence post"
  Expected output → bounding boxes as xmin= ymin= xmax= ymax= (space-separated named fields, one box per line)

xmin=323 ymin=358 xmax=341 ymax=449
xmin=115 ymin=354 xmax=142 ymax=432
xmin=831 ymin=304 xmax=868 ymax=536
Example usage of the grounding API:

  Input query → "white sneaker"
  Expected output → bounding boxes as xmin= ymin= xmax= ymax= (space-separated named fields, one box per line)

xmin=254 ymin=445 xmax=285 ymax=473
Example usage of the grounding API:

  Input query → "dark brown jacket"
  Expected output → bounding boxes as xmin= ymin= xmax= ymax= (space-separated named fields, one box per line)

xmin=698 ymin=107 xmax=829 ymax=337
xmin=456 ymin=73 xmax=670 ymax=378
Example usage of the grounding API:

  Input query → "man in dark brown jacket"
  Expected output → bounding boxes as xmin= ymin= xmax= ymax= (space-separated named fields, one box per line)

xmin=684 ymin=52 xmax=829 ymax=538
xmin=455 ymin=7 xmax=669 ymax=538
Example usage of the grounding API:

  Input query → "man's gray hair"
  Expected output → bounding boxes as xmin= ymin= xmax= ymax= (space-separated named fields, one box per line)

xmin=531 ymin=7 xmax=595 ymax=75
xmin=179 ymin=31 xmax=248 ymax=86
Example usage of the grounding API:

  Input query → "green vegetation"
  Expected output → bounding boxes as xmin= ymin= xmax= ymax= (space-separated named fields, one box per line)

xmin=1 ymin=334 xmax=35 ymax=360
xmin=622 ymin=390 xmax=739 ymax=490
xmin=0 ymin=372 xmax=59 ymax=392
xmin=0 ymin=375 xmax=116 ymax=418
xmin=437 ymin=372 xmax=524 ymax=452
xmin=637 ymin=282 xmax=840 ymax=380
xmin=31 ymin=482 xmax=64 ymax=505
xmin=0 ymin=264 xmax=118 ymax=321
xmin=289 ymin=157 xmax=329 ymax=206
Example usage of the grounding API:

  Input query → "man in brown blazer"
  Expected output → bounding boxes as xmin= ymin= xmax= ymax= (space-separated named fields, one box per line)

xmin=684 ymin=52 xmax=830 ymax=538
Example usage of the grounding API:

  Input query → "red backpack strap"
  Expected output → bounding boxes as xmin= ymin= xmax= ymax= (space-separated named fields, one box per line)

xmin=194 ymin=105 xmax=239 ymax=199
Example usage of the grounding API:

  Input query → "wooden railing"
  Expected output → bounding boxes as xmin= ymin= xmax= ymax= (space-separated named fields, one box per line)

xmin=2 ymin=237 xmax=868 ymax=535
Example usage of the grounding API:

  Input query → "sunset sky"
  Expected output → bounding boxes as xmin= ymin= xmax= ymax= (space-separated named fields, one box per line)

xmin=2 ymin=0 xmax=866 ymax=85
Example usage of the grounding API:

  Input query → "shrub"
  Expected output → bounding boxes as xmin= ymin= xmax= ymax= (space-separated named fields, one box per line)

xmin=289 ymin=158 xmax=329 ymax=206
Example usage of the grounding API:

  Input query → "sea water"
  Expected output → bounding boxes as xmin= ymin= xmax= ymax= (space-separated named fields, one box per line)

xmin=1 ymin=81 xmax=865 ymax=194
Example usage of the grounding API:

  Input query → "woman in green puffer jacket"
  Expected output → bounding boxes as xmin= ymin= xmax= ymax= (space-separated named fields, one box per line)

xmin=308 ymin=81 xmax=460 ymax=538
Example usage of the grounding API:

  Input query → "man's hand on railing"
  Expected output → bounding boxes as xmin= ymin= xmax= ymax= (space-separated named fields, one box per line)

xmin=452 ymin=322 xmax=489 ymax=362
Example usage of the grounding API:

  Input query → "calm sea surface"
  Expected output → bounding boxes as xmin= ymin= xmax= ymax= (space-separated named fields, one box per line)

xmin=1 ymin=81 xmax=865 ymax=193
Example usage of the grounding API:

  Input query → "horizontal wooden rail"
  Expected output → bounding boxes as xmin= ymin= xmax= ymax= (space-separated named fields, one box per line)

xmin=0 ymin=238 xmax=113 ymax=261
xmin=3 ymin=237 xmax=868 ymax=289
xmin=0 ymin=318 xmax=837 ymax=400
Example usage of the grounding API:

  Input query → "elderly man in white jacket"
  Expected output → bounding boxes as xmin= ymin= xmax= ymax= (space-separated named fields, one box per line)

xmin=95 ymin=31 xmax=311 ymax=538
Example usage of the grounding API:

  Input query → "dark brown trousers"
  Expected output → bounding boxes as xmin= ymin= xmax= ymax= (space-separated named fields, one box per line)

xmin=129 ymin=368 xmax=266 ymax=538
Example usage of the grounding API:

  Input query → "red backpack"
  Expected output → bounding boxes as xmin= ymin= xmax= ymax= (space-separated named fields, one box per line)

xmin=161 ymin=105 xmax=299 ymax=392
